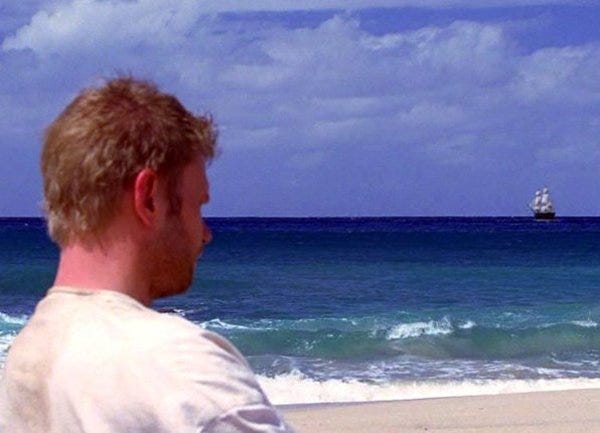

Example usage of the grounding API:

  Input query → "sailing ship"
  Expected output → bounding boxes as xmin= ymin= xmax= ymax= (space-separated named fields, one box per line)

xmin=529 ymin=187 xmax=555 ymax=220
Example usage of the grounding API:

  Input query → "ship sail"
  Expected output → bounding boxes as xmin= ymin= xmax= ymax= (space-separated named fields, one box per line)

xmin=529 ymin=190 xmax=542 ymax=212
xmin=540 ymin=187 xmax=554 ymax=213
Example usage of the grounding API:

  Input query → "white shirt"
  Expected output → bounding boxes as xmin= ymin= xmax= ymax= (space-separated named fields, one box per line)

xmin=0 ymin=287 xmax=292 ymax=433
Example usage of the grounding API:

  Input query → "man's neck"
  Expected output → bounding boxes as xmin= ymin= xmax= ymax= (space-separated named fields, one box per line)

xmin=53 ymin=238 xmax=152 ymax=306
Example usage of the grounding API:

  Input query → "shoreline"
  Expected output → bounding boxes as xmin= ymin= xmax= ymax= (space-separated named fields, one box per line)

xmin=275 ymin=383 xmax=600 ymax=410
xmin=277 ymin=387 xmax=600 ymax=409
xmin=281 ymin=388 xmax=600 ymax=432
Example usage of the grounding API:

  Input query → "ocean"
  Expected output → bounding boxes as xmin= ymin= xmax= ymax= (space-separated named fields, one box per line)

xmin=2 ymin=217 xmax=600 ymax=404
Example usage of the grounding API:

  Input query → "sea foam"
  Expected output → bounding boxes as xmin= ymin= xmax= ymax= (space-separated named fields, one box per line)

xmin=0 ymin=312 xmax=27 ymax=327
xmin=386 ymin=317 xmax=453 ymax=339
xmin=571 ymin=320 xmax=598 ymax=328
xmin=200 ymin=318 xmax=273 ymax=331
xmin=258 ymin=371 xmax=600 ymax=405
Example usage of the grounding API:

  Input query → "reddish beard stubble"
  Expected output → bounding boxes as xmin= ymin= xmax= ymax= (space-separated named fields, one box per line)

xmin=147 ymin=212 xmax=198 ymax=301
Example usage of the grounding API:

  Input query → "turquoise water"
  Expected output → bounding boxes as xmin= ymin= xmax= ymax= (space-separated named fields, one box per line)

xmin=2 ymin=217 xmax=600 ymax=403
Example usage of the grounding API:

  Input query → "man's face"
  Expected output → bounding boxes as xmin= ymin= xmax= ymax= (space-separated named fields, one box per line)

xmin=148 ymin=154 xmax=212 ymax=300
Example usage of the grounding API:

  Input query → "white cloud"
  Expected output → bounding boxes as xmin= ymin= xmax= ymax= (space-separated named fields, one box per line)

xmin=2 ymin=0 xmax=204 ymax=53
xmin=514 ymin=45 xmax=600 ymax=102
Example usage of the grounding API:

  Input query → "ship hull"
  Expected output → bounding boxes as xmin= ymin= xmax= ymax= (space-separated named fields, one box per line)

xmin=534 ymin=212 xmax=555 ymax=220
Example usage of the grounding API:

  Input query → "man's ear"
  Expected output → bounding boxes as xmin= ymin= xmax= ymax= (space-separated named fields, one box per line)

xmin=133 ymin=168 xmax=160 ymax=227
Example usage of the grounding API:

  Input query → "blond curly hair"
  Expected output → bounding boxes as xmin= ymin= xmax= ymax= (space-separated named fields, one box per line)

xmin=41 ymin=77 xmax=217 ymax=246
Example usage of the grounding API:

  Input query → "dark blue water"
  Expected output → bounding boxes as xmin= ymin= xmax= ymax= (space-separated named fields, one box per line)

xmin=2 ymin=217 xmax=600 ymax=402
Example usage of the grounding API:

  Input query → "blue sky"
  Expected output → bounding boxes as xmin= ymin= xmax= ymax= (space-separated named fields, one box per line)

xmin=0 ymin=0 xmax=598 ymax=217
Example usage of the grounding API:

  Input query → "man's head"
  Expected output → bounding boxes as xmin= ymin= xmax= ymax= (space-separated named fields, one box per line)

xmin=41 ymin=77 xmax=217 ymax=247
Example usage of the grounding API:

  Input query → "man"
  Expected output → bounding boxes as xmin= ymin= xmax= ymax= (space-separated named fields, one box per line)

xmin=0 ymin=78 xmax=292 ymax=433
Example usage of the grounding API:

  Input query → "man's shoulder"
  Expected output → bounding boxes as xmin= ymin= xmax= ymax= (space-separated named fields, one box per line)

xmin=121 ymin=312 xmax=272 ymax=418
xmin=140 ymin=311 xmax=245 ymax=360
xmin=61 ymin=303 xmax=268 ymax=413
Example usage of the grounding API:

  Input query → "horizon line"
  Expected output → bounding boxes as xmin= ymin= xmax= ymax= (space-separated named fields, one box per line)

xmin=2 ymin=215 xmax=600 ymax=220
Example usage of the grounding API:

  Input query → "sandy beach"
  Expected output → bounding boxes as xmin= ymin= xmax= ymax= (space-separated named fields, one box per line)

xmin=281 ymin=388 xmax=600 ymax=433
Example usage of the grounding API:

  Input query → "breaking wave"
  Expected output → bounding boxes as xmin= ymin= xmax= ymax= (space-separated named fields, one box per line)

xmin=386 ymin=318 xmax=454 ymax=339
xmin=0 ymin=311 xmax=28 ymax=367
